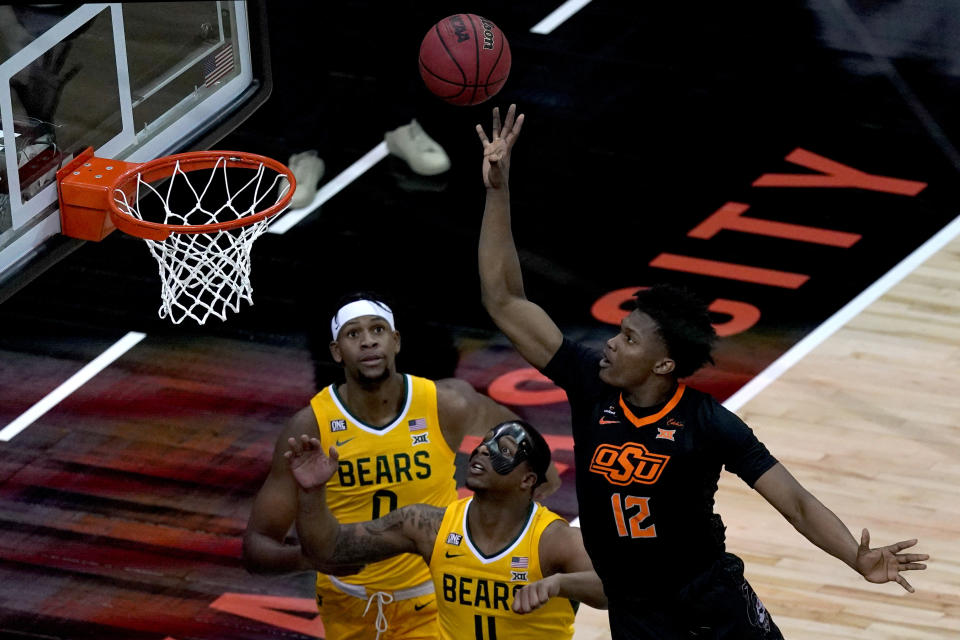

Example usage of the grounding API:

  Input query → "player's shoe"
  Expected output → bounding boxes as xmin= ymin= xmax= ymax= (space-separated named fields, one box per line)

xmin=384 ymin=119 xmax=451 ymax=176
xmin=286 ymin=150 xmax=325 ymax=208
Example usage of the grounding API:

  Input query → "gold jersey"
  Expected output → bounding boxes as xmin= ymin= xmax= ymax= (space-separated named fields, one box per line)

xmin=311 ymin=374 xmax=458 ymax=591
xmin=430 ymin=497 xmax=576 ymax=640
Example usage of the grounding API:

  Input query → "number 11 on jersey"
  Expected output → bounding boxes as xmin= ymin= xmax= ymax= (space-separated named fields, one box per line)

xmin=611 ymin=493 xmax=656 ymax=538
xmin=475 ymin=614 xmax=497 ymax=639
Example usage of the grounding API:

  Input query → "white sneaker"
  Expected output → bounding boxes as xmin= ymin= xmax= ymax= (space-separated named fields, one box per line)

xmin=384 ymin=119 xmax=451 ymax=176
xmin=286 ymin=150 xmax=325 ymax=208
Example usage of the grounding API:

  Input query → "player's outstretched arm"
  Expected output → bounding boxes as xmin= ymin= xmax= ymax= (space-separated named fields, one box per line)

xmin=287 ymin=435 xmax=444 ymax=568
xmin=513 ymin=520 xmax=607 ymax=614
xmin=754 ymin=462 xmax=929 ymax=592
xmin=477 ymin=104 xmax=563 ymax=370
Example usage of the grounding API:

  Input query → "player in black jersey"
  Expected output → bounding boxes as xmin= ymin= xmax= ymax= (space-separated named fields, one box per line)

xmin=474 ymin=104 xmax=929 ymax=639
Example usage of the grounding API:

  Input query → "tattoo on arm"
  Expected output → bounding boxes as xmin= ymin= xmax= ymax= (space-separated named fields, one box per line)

xmin=329 ymin=505 xmax=445 ymax=565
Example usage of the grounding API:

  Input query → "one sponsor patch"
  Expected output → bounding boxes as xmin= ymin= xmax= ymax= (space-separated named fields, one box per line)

xmin=446 ymin=533 xmax=463 ymax=546
xmin=656 ymin=428 xmax=676 ymax=441
xmin=330 ymin=419 xmax=347 ymax=432
xmin=411 ymin=432 xmax=430 ymax=446
xmin=510 ymin=571 xmax=528 ymax=582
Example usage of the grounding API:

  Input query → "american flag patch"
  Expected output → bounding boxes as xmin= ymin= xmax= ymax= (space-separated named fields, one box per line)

xmin=511 ymin=556 xmax=528 ymax=569
xmin=202 ymin=42 xmax=235 ymax=87
xmin=408 ymin=418 xmax=427 ymax=431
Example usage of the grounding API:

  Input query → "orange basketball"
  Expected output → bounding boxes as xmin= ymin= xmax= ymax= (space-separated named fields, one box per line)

xmin=418 ymin=14 xmax=511 ymax=106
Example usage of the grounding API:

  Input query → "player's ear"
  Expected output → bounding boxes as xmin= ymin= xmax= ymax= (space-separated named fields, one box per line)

xmin=519 ymin=469 xmax=538 ymax=492
xmin=653 ymin=357 xmax=675 ymax=375
xmin=329 ymin=340 xmax=343 ymax=364
xmin=393 ymin=330 xmax=401 ymax=354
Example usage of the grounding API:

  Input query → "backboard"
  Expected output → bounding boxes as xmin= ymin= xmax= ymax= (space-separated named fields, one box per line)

xmin=0 ymin=1 xmax=270 ymax=298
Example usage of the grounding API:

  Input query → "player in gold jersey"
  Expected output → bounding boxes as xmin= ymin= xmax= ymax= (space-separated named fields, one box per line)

xmin=243 ymin=294 xmax=560 ymax=640
xmin=287 ymin=420 xmax=607 ymax=640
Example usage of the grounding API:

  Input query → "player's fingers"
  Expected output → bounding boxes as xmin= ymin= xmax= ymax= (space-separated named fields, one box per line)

xmin=503 ymin=103 xmax=515 ymax=131
xmin=895 ymin=574 xmax=915 ymax=593
xmin=492 ymin=106 xmax=501 ymax=136
xmin=475 ymin=124 xmax=489 ymax=145
xmin=512 ymin=588 xmax=529 ymax=613
xmin=899 ymin=553 xmax=929 ymax=562
xmin=512 ymin=113 xmax=525 ymax=139
xmin=859 ymin=528 xmax=870 ymax=549
xmin=535 ymin=581 xmax=552 ymax=604
xmin=287 ymin=436 xmax=304 ymax=454
xmin=890 ymin=539 xmax=918 ymax=552
xmin=900 ymin=563 xmax=927 ymax=570
xmin=329 ymin=446 xmax=339 ymax=462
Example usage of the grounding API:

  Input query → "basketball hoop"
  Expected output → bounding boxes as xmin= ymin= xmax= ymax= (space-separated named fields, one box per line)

xmin=57 ymin=147 xmax=296 ymax=324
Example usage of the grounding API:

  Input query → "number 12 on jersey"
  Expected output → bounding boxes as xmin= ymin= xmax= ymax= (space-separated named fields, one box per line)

xmin=611 ymin=493 xmax=656 ymax=538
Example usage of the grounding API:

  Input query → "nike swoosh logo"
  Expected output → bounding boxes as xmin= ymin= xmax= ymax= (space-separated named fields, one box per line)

xmin=413 ymin=600 xmax=432 ymax=611
xmin=335 ymin=437 xmax=355 ymax=446
xmin=598 ymin=418 xmax=619 ymax=424
xmin=444 ymin=551 xmax=463 ymax=558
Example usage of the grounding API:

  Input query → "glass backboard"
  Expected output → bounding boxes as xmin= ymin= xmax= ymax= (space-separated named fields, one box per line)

xmin=0 ymin=1 xmax=269 ymax=296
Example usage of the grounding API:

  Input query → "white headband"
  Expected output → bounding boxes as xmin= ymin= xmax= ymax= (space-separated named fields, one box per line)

xmin=330 ymin=300 xmax=396 ymax=340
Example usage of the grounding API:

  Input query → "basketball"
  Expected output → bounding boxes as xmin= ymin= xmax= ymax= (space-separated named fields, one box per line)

xmin=418 ymin=14 xmax=511 ymax=106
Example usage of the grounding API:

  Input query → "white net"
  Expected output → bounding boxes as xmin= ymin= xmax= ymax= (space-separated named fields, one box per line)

xmin=112 ymin=156 xmax=290 ymax=324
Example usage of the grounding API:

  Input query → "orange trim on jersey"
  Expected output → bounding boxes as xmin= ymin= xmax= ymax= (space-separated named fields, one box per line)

xmin=619 ymin=384 xmax=685 ymax=428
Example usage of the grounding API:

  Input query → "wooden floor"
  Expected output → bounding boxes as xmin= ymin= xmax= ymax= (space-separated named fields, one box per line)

xmin=574 ymin=232 xmax=960 ymax=638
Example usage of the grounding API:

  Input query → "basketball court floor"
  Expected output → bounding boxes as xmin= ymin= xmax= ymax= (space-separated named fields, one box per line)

xmin=1 ymin=1 xmax=958 ymax=638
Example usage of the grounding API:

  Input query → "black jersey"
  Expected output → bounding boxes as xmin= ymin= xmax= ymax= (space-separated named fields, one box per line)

xmin=542 ymin=338 xmax=778 ymax=599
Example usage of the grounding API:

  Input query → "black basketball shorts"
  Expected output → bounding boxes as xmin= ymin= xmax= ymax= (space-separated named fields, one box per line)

xmin=607 ymin=553 xmax=783 ymax=640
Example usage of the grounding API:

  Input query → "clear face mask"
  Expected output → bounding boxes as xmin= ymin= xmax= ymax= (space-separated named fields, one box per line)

xmin=474 ymin=422 xmax=534 ymax=476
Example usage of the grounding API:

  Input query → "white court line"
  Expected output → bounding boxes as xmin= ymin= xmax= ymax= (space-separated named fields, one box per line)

xmin=723 ymin=210 xmax=960 ymax=413
xmin=269 ymin=2 xmax=591 ymax=235
xmin=531 ymin=0 xmax=592 ymax=34
xmin=570 ymin=208 xmax=960 ymax=528
xmin=0 ymin=2 xmax=592 ymax=441
xmin=0 ymin=331 xmax=146 ymax=441
xmin=267 ymin=142 xmax=389 ymax=235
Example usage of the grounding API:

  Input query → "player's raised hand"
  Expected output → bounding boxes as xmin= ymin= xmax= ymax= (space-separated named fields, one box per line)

xmin=855 ymin=528 xmax=928 ymax=593
xmin=476 ymin=103 xmax=524 ymax=189
xmin=284 ymin=435 xmax=339 ymax=491
xmin=512 ymin=575 xmax=560 ymax=614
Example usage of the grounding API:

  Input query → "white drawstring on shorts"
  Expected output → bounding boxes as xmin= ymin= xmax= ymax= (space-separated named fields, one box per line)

xmin=326 ymin=574 xmax=433 ymax=640
xmin=363 ymin=590 xmax=394 ymax=640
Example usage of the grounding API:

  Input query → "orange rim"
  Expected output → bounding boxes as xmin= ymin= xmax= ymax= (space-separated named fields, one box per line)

xmin=107 ymin=150 xmax=296 ymax=241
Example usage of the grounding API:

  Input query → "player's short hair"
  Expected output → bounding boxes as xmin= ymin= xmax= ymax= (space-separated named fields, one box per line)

xmin=632 ymin=285 xmax=716 ymax=378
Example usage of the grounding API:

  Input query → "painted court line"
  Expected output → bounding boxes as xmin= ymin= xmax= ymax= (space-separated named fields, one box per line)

xmin=267 ymin=142 xmax=389 ymax=235
xmin=0 ymin=331 xmax=146 ymax=441
xmin=269 ymin=3 xmax=591 ymax=235
xmin=531 ymin=0 xmax=592 ymax=34
xmin=1 ymin=3 xmax=592 ymax=440
xmin=723 ymin=210 xmax=960 ymax=413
